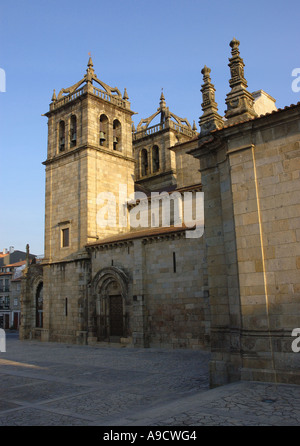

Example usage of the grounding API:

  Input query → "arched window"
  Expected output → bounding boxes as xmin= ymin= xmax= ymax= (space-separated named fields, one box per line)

xmin=141 ymin=149 xmax=148 ymax=176
xmin=152 ymin=145 xmax=160 ymax=173
xmin=59 ymin=121 xmax=65 ymax=152
xmin=100 ymin=114 xmax=108 ymax=147
xmin=113 ymin=119 xmax=122 ymax=151
xmin=70 ymin=115 xmax=77 ymax=148
xmin=36 ymin=283 xmax=43 ymax=328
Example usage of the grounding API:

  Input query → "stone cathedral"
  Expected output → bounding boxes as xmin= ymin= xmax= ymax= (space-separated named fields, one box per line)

xmin=21 ymin=39 xmax=300 ymax=387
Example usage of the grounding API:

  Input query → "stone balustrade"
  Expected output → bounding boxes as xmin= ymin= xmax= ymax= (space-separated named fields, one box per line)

xmin=133 ymin=120 xmax=197 ymax=141
xmin=50 ymin=84 xmax=129 ymax=111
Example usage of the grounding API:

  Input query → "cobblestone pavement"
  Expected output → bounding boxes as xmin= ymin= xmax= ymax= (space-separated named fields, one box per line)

xmin=0 ymin=332 xmax=299 ymax=426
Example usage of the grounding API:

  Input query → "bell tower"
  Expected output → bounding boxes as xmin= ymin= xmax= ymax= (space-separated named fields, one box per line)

xmin=43 ymin=58 xmax=135 ymax=262
xmin=132 ymin=92 xmax=198 ymax=191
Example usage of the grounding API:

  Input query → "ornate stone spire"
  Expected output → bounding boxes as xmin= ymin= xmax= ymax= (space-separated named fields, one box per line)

xmin=199 ymin=65 xmax=224 ymax=135
xmin=225 ymin=38 xmax=257 ymax=123
xmin=54 ymin=57 xmax=122 ymax=101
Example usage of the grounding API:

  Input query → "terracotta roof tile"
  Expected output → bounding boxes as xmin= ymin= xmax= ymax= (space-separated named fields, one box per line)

xmin=5 ymin=260 xmax=27 ymax=267
xmin=86 ymin=224 xmax=196 ymax=248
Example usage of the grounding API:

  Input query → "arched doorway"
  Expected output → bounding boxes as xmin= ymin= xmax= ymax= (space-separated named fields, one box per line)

xmin=90 ymin=267 xmax=128 ymax=341
xmin=107 ymin=281 xmax=123 ymax=336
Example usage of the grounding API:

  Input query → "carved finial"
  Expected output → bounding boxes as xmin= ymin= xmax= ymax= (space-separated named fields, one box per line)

xmin=87 ymin=52 xmax=93 ymax=68
xmin=201 ymin=65 xmax=211 ymax=79
xmin=159 ymin=89 xmax=166 ymax=110
xmin=132 ymin=122 xmax=136 ymax=132
xmin=230 ymin=37 xmax=240 ymax=54
xmin=123 ymin=87 xmax=129 ymax=101
xmin=225 ymin=38 xmax=257 ymax=123
xmin=86 ymin=53 xmax=95 ymax=81
xmin=51 ymin=89 xmax=57 ymax=102
xmin=199 ymin=66 xmax=223 ymax=135
xmin=192 ymin=120 xmax=197 ymax=131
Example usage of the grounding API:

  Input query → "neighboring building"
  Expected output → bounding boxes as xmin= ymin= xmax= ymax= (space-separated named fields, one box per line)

xmin=0 ymin=245 xmax=37 ymax=329
xmin=0 ymin=260 xmax=26 ymax=329
xmin=10 ymin=262 xmax=27 ymax=329
xmin=0 ymin=265 xmax=11 ymax=329
xmin=20 ymin=39 xmax=300 ymax=387
xmin=0 ymin=247 xmax=36 ymax=267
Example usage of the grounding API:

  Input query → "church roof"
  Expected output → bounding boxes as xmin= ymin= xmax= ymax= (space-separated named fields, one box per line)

xmin=86 ymin=224 xmax=191 ymax=249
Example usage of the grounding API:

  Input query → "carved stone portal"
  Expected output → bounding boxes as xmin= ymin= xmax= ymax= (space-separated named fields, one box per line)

xmin=90 ymin=267 xmax=129 ymax=341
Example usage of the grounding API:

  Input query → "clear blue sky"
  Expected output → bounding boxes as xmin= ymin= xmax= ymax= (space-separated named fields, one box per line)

xmin=0 ymin=0 xmax=299 ymax=256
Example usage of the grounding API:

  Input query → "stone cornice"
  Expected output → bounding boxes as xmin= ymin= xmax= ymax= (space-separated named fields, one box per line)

xmin=187 ymin=102 xmax=300 ymax=161
xmin=215 ymin=102 xmax=300 ymax=138
xmin=43 ymin=144 xmax=136 ymax=166
xmin=135 ymin=169 xmax=176 ymax=184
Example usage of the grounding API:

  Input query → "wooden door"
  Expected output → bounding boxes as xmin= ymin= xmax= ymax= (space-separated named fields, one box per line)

xmin=109 ymin=295 xmax=123 ymax=336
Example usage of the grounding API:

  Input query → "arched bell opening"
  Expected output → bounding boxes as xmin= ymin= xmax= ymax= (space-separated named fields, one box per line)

xmin=99 ymin=114 xmax=109 ymax=147
xmin=113 ymin=119 xmax=122 ymax=151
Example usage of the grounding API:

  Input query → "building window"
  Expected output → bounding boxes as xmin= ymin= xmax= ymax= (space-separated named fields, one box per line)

xmin=100 ymin=114 xmax=108 ymax=146
xmin=141 ymin=149 xmax=148 ymax=176
xmin=36 ymin=283 xmax=43 ymax=328
xmin=70 ymin=115 xmax=77 ymax=147
xmin=113 ymin=119 xmax=121 ymax=151
xmin=152 ymin=145 xmax=160 ymax=173
xmin=4 ymin=296 xmax=10 ymax=309
xmin=59 ymin=120 xmax=65 ymax=152
xmin=61 ymin=228 xmax=70 ymax=248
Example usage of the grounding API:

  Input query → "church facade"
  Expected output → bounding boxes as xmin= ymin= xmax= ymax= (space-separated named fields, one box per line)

xmin=20 ymin=39 xmax=300 ymax=387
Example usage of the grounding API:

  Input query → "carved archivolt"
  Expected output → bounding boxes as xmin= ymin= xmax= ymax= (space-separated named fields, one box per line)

xmin=91 ymin=266 xmax=128 ymax=299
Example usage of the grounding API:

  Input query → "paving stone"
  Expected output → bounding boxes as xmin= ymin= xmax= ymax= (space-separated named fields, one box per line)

xmin=0 ymin=333 xmax=299 ymax=426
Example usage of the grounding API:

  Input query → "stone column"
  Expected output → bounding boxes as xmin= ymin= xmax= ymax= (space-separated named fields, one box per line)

xmin=193 ymin=138 xmax=242 ymax=387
